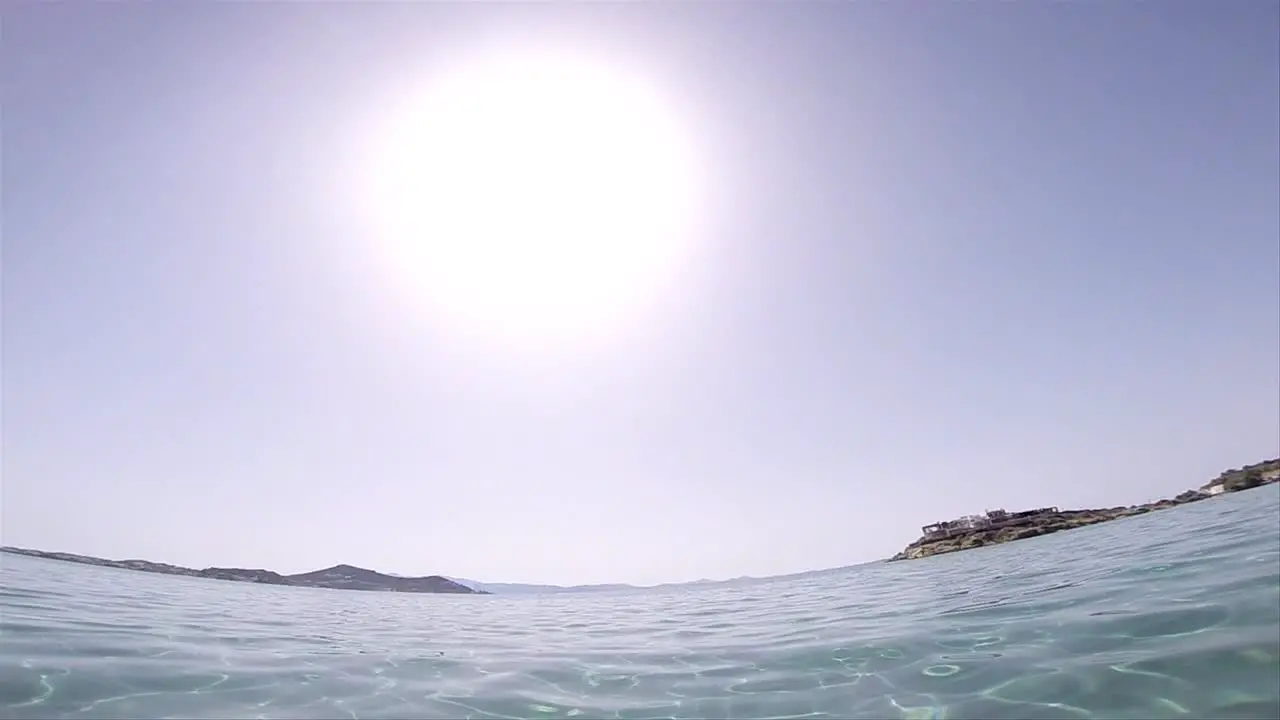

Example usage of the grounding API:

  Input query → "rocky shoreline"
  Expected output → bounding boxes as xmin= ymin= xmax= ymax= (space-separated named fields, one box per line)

xmin=0 ymin=547 xmax=486 ymax=594
xmin=889 ymin=458 xmax=1280 ymax=561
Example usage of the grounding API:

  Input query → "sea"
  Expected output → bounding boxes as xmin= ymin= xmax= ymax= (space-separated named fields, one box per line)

xmin=3 ymin=487 xmax=1278 ymax=720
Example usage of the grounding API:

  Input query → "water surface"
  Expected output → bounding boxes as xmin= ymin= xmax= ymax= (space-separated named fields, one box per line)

xmin=3 ymin=487 xmax=1278 ymax=719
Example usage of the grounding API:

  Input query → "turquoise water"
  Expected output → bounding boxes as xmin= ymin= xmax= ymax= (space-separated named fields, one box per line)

xmin=3 ymin=488 xmax=1278 ymax=720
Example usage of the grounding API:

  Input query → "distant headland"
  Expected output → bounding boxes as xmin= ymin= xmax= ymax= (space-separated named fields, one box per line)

xmin=889 ymin=458 xmax=1280 ymax=561
xmin=0 ymin=547 xmax=485 ymax=594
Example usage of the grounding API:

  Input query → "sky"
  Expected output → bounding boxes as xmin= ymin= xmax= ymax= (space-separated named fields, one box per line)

xmin=4 ymin=2 xmax=1278 ymax=587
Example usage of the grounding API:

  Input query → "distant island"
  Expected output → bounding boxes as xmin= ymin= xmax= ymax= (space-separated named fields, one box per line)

xmin=0 ymin=548 xmax=484 ymax=594
xmin=0 ymin=546 xmax=754 ymax=595
xmin=890 ymin=457 xmax=1280 ymax=561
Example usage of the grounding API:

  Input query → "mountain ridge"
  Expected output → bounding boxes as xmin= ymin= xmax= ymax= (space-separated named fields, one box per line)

xmin=0 ymin=548 xmax=483 ymax=594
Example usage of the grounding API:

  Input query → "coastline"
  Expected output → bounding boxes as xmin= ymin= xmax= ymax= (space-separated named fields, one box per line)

xmin=888 ymin=458 xmax=1280 ymax=561
xmin=8 ymin=458 xmax=1276 ymax=583
xmin=0 ymin=547 xmax=486 ymax=594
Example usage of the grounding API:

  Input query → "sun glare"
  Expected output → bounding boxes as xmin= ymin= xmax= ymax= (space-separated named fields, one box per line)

xmin=355 ymin=44 xmax=705 ymax=346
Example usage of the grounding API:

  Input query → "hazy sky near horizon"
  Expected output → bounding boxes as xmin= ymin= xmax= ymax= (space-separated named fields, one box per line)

xmin=4 ymin=2 xmax=1278 ymax=586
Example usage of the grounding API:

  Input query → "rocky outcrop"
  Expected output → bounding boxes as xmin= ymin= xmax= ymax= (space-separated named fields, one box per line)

xmin=891 ymin=508 xmax=1137 ymax=561
xmin=889 ymin=458 xmax=1279 ymax=561
xmin=0 ymin=548 xmax=484 ymax=594
xmin=1202 ymin=458 xmax=1280 ymax=493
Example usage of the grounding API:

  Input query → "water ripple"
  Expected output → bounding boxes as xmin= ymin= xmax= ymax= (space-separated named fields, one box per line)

xmin=2 ymin=487 xmax=1278 ymax=719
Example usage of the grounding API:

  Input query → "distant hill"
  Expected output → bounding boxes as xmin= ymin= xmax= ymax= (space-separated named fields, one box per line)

xmin=3 ymin=545 xmax=763 ymax=595
xmin=284 ymin=564 xmax=476 ymax=593
xmin=1 ymin=548 xmax=482 ymax=594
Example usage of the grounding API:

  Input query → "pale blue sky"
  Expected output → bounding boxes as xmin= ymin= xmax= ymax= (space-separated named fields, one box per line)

xmin=4 ymin=2 xmax=1277 ymax=586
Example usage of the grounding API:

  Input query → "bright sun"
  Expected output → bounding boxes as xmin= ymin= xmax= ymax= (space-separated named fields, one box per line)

xmin=355 ymin=44 xmax=704 ymax=345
